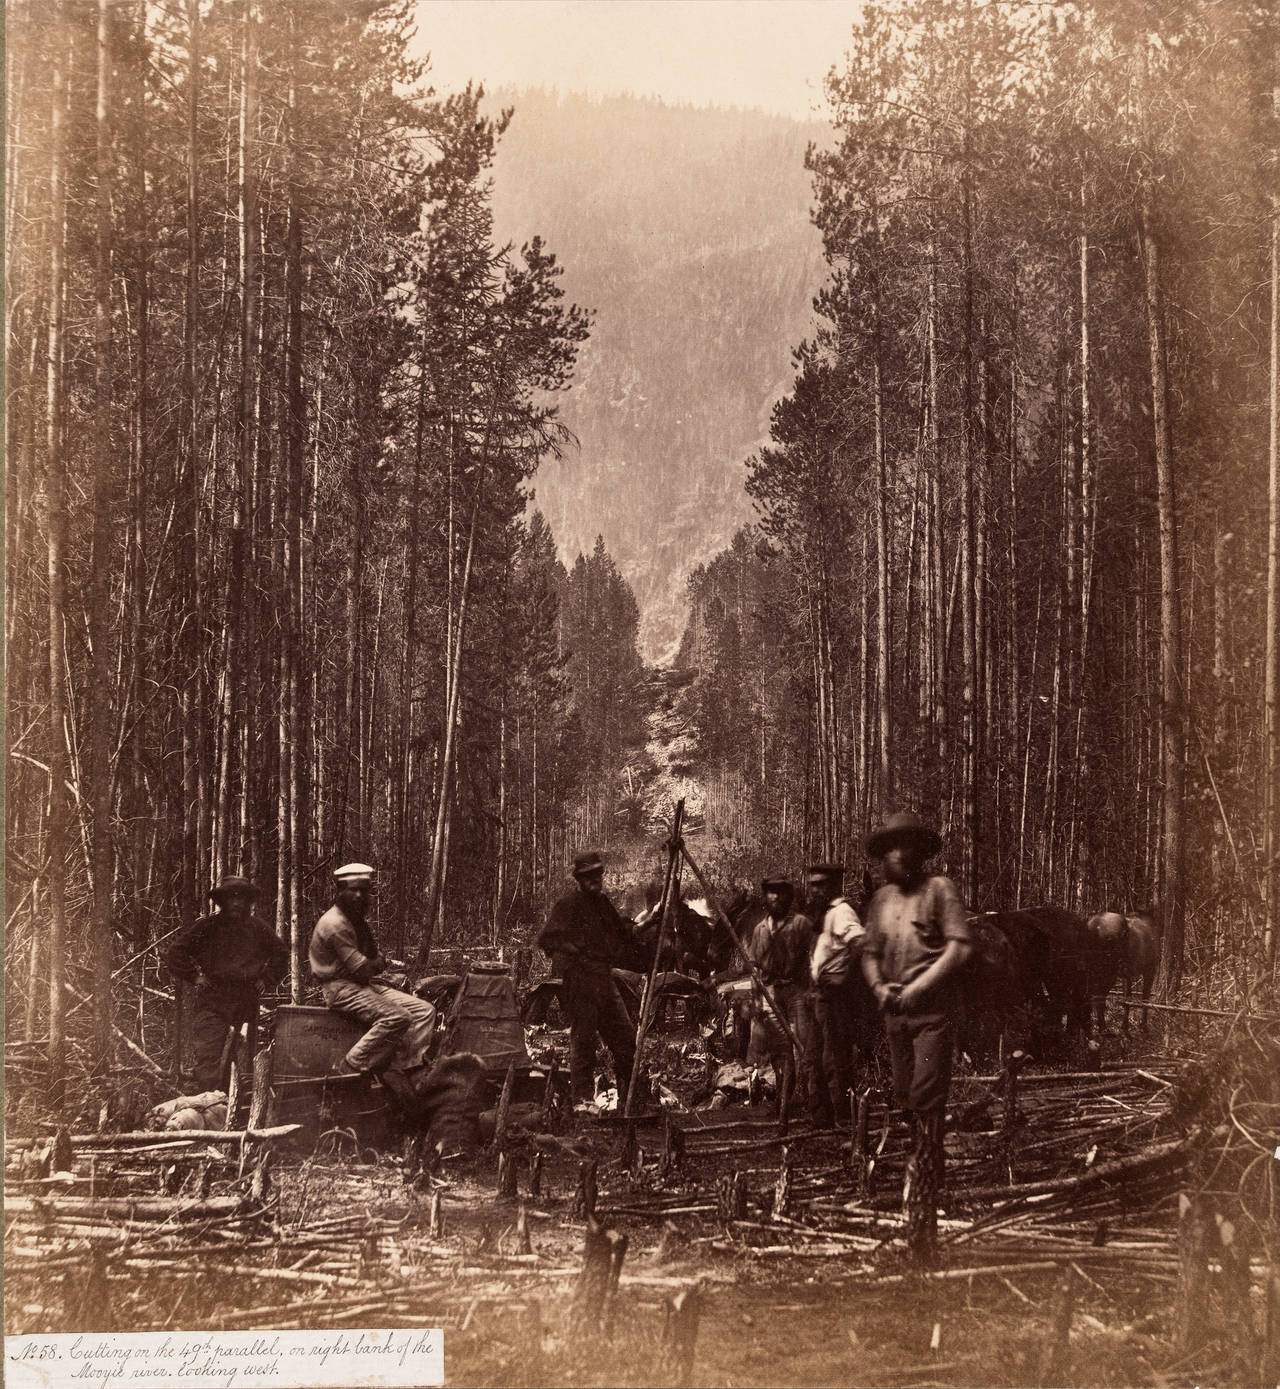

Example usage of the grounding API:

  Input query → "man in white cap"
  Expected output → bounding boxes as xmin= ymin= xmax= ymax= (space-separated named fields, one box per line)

xmin=309 ymin=862 xmax=438 ymax=1107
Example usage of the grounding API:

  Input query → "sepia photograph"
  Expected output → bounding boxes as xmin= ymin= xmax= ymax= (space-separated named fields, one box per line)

xmin=4 ymin=0 xmax=1279 ymax=1385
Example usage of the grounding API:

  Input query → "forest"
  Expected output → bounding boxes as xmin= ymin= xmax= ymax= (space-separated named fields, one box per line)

xmin=5 ymin=1 xmax=1280 ymax=1383
xmin=676 ymin=0 xmax=1279 ymax=1008
xmin=4 ymin=0 xmax=647 ymax=1109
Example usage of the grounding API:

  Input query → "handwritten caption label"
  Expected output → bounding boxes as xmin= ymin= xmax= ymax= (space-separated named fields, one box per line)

xmin=5 ymin=1330 xmax=443 ymax=1389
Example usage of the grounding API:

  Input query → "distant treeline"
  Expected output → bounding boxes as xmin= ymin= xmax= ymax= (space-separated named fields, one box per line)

xmin=676 ymin=0 xmax=1280 ymax=1001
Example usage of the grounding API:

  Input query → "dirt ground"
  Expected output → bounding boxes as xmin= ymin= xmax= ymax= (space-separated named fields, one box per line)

xmin=4 ymin=1015 xmax=1264 ymax=1389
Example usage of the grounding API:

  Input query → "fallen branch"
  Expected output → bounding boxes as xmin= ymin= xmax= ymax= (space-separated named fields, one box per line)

xmin=7 ymin=1125 xmax=300 ymax=1150
xmin=4 ymin=1194 xmax=255 ymax=1221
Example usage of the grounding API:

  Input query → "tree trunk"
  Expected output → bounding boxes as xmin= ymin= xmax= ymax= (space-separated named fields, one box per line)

xmin=87 ymin=0 xmax=117 ymax=1060
xmin=1141 ymin=192 xmax=1187 ymax=998
xmin=1265 ymin=202 xmax=1279 ymax=971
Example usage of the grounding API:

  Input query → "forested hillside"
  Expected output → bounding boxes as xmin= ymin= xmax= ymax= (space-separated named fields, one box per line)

xmin=487 ymin=89 xmax=828 ymax=658
xmin=676 ymin=0 xmax=1279 ymax=1001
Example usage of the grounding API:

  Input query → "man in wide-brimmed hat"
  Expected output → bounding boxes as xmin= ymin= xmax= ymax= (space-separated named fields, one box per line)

xmin=168 ymin=875 xmax=289 ymax=1091
xmin=862 ymin=812 xmax=971 ymax=1260
xmin=536 ymin=851 xmax=637 ymax=1110
xmin=744 ymin=875 xmax=819 ymax=1130
xmin=310 ymin=863 xmax=440 ymax=1111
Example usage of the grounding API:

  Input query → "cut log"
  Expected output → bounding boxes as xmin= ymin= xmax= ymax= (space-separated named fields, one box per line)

xmin=659 ymin=1283 xmax=703 ymax=1387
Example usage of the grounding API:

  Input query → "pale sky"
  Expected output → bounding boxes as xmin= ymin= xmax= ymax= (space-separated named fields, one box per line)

xmin=410 ymin=1 xmax=863 ymax=121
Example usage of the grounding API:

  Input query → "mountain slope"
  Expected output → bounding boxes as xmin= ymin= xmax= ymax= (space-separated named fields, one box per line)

xmin=488 ymin=88 xmax=827 ymax=659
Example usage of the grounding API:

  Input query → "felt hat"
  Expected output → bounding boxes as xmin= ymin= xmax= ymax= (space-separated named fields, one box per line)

xmin=867 ymin=811 xmax=941 ymax=859
xmin=761 ymin=874 xmax=793 ymax=893
xmin=210 ymin=875 xmax=258 ymax=902
xmin=572 ymin=851 xmax=605 ymax=878
xmin=333 ymin=861 xmax=375 ymax=886
xmin=805 ymin=862 xmax=844 ymax=880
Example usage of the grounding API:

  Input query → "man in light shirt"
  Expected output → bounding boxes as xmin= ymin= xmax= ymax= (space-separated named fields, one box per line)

xmin=862 ymin=811 xmax=971 ymax=1261
xmin=310 ymin=862 xmax=438 ymax=1111
xmin=807 ymin=862 xmax=865 ymax=1127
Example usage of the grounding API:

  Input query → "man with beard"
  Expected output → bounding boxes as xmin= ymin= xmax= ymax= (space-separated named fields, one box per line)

xmin=536 ymin=851 xmax=637 ymax=1111
xmin=169 ymin=875 xmax=288 ymax=1091
xmin=806 ymin=863 xmax=866 ymax=1127
xmin=862 ymin=812 xmax=971 ymax=1260
xmin=745 ymin=875 xmax=818 ymax=1131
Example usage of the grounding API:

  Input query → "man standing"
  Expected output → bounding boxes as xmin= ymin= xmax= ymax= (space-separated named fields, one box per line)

xmin=746 ymin=875 xmax=819 ymax=1130
xmin=861 ymin=812 xmax=971 ymax=1260
xmin=310 ymin=862 xmax=438 ymax=1110
xmin=536 ymin=851 xmax=636 ymax=1110
xmin=168 ymin=876 xmax=288 ymax=1092
xmin=807 ymin=863 xmax=865 ymax=1127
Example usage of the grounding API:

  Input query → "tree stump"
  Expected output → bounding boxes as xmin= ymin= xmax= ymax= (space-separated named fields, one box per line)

xmin=660 ymin=1118 xmax=685 ymax=1180
xmin=716 ymin=1171 xmax=748 ymax=1225
xmin=1215 ymin=1206 xmax=1256 ymax=1368
xmin=515 ymin=1201 xmax=533 ymax=1256
xmin=1001 ymin=1051 xmax=1026 ymax=1183
xmin=542 ymin=1061 xmax=560 ymax=1133
xmin=655 ymin=1220 xmax=686 ymax=1266
xmin=497 ymin=1148 xmax=519 ymax=1200
xmin=659 ymin=1283 xmax=703 ymax=1387
xmin=249 ymin=1149 xmax=272 ymax=1204
xmin=571 ymin=1158 xmax=598 ymax=1220
xmin=773 ymin=1147 xmax=792 ymax=1220
xmin=246 ymin=1043 xmax=272 ymax=1132
xmin=904 ymin=1112 xmax=943 ymax=1264
xmin=51 ymin=1126 xmax=73 ymax=1173
xmin=573 ymin=1217 xmax=613 ymax=1329
xmin=603 ymin=1228 xmax=629 ymax=1335
xmin=1177 ymin=1192 xmax=1211 ymax=1355
xmin=1035 ymin=1264 xmax=1077 ymax=1387
xmin=429 ymin=1190 xmax=445 ymax=1240
xmin=528 ymin=1150 xmax=544 ymax=1200
xmin=494 ymin=1062 xmax=516 ymax=1150
xmin=852 ymin=1086 xmax=872 ymax=1197
xmin=70 ymin=1247 xmax=114 ymax=1332
xmin=619 ymin=1118 xmax=638 ymax=1171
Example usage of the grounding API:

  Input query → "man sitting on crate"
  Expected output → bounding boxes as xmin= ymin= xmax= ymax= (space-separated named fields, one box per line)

xmin=310 ymin=862 xmax=440 ymax=1112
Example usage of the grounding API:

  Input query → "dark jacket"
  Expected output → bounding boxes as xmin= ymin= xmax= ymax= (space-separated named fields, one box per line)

xmin=747 ymin=910 xmax=815 ymax=990
xmin=537 ymin=887 xmax=635 ymax=973
xmin=168 ymin=912 xmax=289 ymax=989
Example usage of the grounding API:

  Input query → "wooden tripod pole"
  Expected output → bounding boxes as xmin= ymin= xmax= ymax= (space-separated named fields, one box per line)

xmin=623 ymin=799 xmax=684 ymax=1119
xmin=679 ymin=841 xmax=801 ymax=1054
